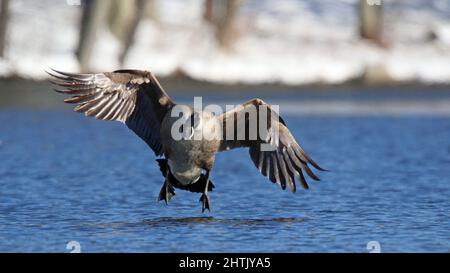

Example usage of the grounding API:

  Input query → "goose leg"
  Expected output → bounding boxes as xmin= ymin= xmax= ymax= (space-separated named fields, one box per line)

xmin=158 ymin=171 xmax=175 ymax=204
xmin=199 ymin=170 xmax=211 ymax=212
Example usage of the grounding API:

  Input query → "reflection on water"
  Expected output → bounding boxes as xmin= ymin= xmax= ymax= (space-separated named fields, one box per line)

xmin=0 ymin=106 xmax=449 ymax=252
xmin=143 ymin=217 xmax=306 ymax=225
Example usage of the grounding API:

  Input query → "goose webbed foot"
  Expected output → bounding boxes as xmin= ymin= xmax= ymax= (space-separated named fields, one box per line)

xmin=199 ymin=193 xmax=211 ymax=213
xmin=158 ymin=182 xmax=175 ymax=204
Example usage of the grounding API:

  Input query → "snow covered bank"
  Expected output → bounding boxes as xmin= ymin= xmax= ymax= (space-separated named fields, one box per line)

xmin=1 ymin=0 xmax=450 ymax=85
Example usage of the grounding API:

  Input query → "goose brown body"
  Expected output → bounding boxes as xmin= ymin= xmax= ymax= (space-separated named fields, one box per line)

xmin=160 ymin=108 xmax=222 ymax=185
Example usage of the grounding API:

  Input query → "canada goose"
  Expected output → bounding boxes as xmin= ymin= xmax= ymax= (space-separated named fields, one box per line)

xmin=48 ymin=69 xmax=325 ymax=212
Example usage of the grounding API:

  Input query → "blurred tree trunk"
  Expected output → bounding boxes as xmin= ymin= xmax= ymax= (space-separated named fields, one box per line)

xmin=109 ymin=0 xmax=136 ymax=42
xmin=359 ymin=0 xmax=383 ymax=45
xmin=0 ymin=0 xmax=10 ymax=58
xmin=216 ymin=0 xmax=241 ymax=50
xmin=77 ymin=0 xmax=111 ymax=72
xmin=143 ymin=0 xmax=158 ymax=21
xmin=203 ymin=0 xmax=214 ymax=23
xmin=118 ymin=0 xmax=150 ymax=65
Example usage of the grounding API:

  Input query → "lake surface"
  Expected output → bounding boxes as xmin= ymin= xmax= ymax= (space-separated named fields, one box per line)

xmin=0 ymin=100 xmax=449 ymax=252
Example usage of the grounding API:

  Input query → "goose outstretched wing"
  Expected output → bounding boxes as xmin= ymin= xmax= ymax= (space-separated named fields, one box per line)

xmin=218 ymin=98 xmax=325 ymax=192
xmin=48 ymin=69 xmax=174 ymax=156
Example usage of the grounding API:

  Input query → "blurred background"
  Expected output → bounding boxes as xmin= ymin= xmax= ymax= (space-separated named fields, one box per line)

xmin=0 ymin=1 xmax=449 ymax=252
xmin=0 ymin=0 xmax=450 ymax=84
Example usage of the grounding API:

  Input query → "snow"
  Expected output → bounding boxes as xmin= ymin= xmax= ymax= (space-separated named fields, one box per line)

xmin=1 ymin=0 xmax=450 ymax=84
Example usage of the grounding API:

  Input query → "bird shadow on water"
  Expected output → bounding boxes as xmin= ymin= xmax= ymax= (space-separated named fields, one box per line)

xmin=141 ymin=216 xmax=308 ymax=227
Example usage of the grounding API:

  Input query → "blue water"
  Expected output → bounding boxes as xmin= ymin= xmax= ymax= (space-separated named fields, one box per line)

xmin=0 ymin=109 xmax=449 ymax=252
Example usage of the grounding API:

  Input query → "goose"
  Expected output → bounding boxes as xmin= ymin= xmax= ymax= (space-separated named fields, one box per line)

xmin=48 ymin=69 xmax=326 ymax=212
